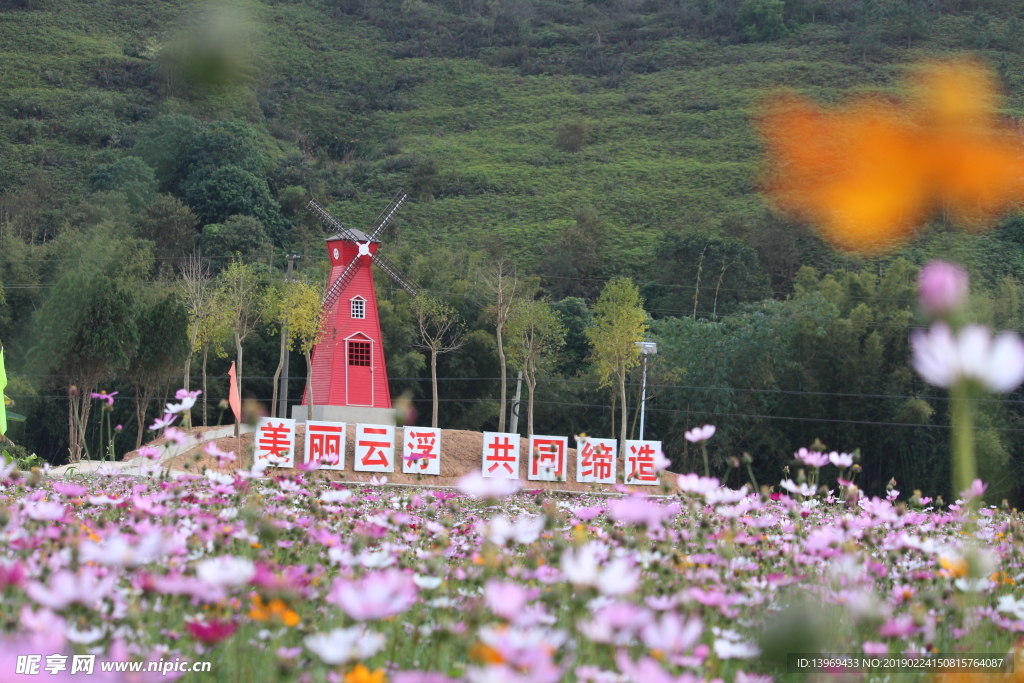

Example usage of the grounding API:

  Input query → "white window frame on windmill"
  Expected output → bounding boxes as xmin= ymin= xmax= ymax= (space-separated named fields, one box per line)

xmin=350 ymin=296 xmax=366 ymax=319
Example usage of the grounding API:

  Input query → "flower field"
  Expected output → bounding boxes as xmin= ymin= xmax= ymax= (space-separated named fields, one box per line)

xmin=1 ymin=456 xmax=1022 ymax=683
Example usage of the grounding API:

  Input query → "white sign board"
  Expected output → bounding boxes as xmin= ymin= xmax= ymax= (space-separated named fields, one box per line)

xmin=255 ymin=417 xmax=297 ymax=468
xmin=402 ymin=426 xmax=441 ymax=475
xmin=482 ymin=432 xmax=521 ymax=479
xmin=576 ymin=436 xmax=617 ymax=484
xmin=305 ymin=421 xmax=346 ymax=471
xmin=624 ymin=440 xmax=662 ymax=486
xmin=353 ymin=424 xmax=395 ymax=473
xmin=528 ymin=435 xmax=568 ymax=482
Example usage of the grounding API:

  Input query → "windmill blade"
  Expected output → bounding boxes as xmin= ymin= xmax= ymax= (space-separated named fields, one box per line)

xmin=371 ymin=252 xmax=418 ymax=296
xmin=307 ymin=199 xmax=363 ymax=242
xmin=322 ymin=257 xmax=364 ymax=310
xmin=365 ymin=191 xmax=408 ymax=242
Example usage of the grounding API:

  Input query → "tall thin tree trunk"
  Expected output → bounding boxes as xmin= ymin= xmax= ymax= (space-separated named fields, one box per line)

xmin=431 ymin=348 xmax=439 ymax=428
xmin=183 ymin=352 xmax=193 ymax=428
xmin=135 ymin=384 xmax=146 ymax=450
xmin=526 ymin=364 xmax=536 ymax=437
xmin=618 ymin=368 xmax=628 ymax=458
xmin=305 ymin=352 xmax=314 ymax=420
xmin=202 ymin=346 xmax=209 ymax=427
xmin=496 ymin=321 xmax=507 ymax=432
xmin=234 ymin=333 xmax=243 ymax=438
xmin=272 ymin=325 xmax=287 ymax=420
xmin=68 ymin=391 xmax=79 ymax=462
xmin=609 ymin=388 xmax=616 ymax=441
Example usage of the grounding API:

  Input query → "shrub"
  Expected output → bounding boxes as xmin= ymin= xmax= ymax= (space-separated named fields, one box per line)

xmin=554 ymin=119 xmax=591 ymax=152
xmin=737 ymin=0 xmax=789 ymax=42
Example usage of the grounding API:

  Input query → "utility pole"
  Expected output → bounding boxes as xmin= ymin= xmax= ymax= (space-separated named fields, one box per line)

xmin=636 ymin=342 xmax=657 ymax=440
xmin=508 ymin=370 xmax=523 ymax=434
xmin=278 ymin=254 xmax=301 ymax=418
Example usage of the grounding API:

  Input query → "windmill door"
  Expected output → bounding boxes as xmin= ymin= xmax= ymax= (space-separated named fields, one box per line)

xmin=346 ymin=335 xmax=374 ymax=406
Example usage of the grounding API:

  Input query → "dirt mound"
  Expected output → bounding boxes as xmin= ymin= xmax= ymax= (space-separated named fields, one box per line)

xmin=131 ymin=425 xmax=677 ymax=493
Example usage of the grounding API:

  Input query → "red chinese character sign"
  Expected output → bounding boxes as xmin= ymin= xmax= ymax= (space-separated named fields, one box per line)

xmin=625 ymin=440 xmax=663 ymax=486
xmin=528 ymin=435 xmax=567 ymax=482
xmin=576 ymin=437 xmax=617 ymax=484
xmin=482 ymin=432 xmax=521 ymax=479
xmin=402 ymin=427 xmax=441 ymax=475
xmin=354 ymin=424 xmax=395 ymax=473
xmin=255 ymin=417 xmax=297 ymax=467
xmin=305 ymin=421 xmax=346 ymax=470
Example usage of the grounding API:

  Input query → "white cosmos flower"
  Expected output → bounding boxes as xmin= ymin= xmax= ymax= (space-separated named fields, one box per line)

xmin=911 ymin=322 xmax=1024 ymax=393
xmin=195 ymin=556 xmax=255 ymax=588
xmin=997 ymin=595 xmax=1024 ymax=620
xmin=561 ymin=542 xmax=640 ymax=596
xmin=304 ymin=626 xmax=385 ymax=665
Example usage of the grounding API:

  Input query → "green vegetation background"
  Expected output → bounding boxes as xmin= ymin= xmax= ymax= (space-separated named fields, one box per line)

xmin=5 ymin=0 xmax=1024 ymax=501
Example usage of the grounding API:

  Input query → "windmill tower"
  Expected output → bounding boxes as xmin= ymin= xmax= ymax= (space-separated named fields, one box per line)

xmin=293 ymin=192 xmax=417 ymax=425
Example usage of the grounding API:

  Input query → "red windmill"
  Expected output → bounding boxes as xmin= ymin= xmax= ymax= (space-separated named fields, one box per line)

xmin=295 ymin=193 xmax=417 ymax=425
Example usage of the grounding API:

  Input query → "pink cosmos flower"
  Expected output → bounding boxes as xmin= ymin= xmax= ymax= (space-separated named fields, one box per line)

xmin=484 ymin=580 xmax=537 ymax=621
xmin=91 ymin=390 xmax=117 ymax=407
xmin=203 ymin=441 xmax=236 ymax=466
xmin=466 ymin=625 xmax=566 ymax=683
xmin=615 ymin=651 xmax=702 ymax=683
xmin=684 ymin=424 xmax=716 ymax=442
xmin=911 ymin=322 xmax=1024 ymax=392
xmin=918 ymin=260 xmax=969 ymax=316
xmin=25 ymin=568 xmax=117 ymax=611
xmin=457 ymin=471 xmax=522 ymax=499
xmin=369 ymin=475 xmax=388 ymax=486
xmin=149 ymin=413 xmax=177 ymax=431
xmin=640 ymin=612 xmax=703 ymax=654
xmin=863 ymin=641 xmax=888 ymax=655
xmin=959 ymin=478 xmax=988 ymax=501
xmin=608 ymin=498 xmax=679 ymax=529
xmin=137 ymin=446 xmax=162 ymax=461
xmin=165 ymin=388 xmax=201 ymax=414
xmin=794 ymin=448 xmax=829 ymax=468
xmin=163 ymin=427 xmax=190 ymax=447
xmin=327 ymin=569 xmax=418 ymax=620
xmin=675 ymin=474 xmax=720 ymax=495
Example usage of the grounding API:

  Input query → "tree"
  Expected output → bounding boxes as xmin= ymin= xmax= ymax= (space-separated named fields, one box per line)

xmin=177 ymin=254 xmax=219 ymax=426
xmin=219 ymin=260 xmax=263 ymax=436
xmin=484 ymin=260 xmax=537 ymax=432
xmin=139 ymin=195 xmax=198 ymax=269
xmin=889 ymin=0 xmax=930 ymax=48
xmin=850 ymin=0 xmax=883 ymax=61
xmin=199 ymin=214 xmax=272 ymax=266
xmin=506 ymin=300 xmax=564 ymax=437
xmin=737 ymin=0 xmax=789 ymax=42
xmin=281 ymin=280 xmax=326 ymax=415
xmin=586 ymin=278 xmax=648 ymax=457
xmin=87 ymin=156 xmax=157 ymax=211
xmin=551 ymin=297 xmax=594 ymax=377
xmin=540 ymin=207 xmax=607 ymax=301
xmin=28 ymin=273 xmax=139 ymax=462
xmin=412 ymin=296 xmax=467 ymax=428
xmin=128 ymin=296 xmax=189 ymax=448
xmin=184 ymin=165 xmax=280 ymax=229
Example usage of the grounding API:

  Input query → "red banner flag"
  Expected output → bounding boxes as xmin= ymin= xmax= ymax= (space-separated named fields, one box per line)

xmin=228 ymin=362 xmax=241 ymax=423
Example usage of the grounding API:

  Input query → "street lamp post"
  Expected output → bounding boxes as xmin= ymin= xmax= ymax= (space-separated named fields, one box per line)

xmin=636 ymin=341 xmax=657 ymax=440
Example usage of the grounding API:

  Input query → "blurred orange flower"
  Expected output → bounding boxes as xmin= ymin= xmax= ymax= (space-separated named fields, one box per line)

xmin=759 ymin=59 xmax=1024 ymax=253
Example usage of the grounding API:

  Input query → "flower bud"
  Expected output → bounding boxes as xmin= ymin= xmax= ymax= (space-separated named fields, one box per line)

xmin=918 ymin=260 xmax=968 ymax=316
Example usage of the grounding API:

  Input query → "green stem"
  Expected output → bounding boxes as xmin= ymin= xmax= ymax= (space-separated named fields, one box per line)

xmin=701 ymin=442 xmax=709 ymax=477
xmin=951 ymin=381 xmax=977 ymax=503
